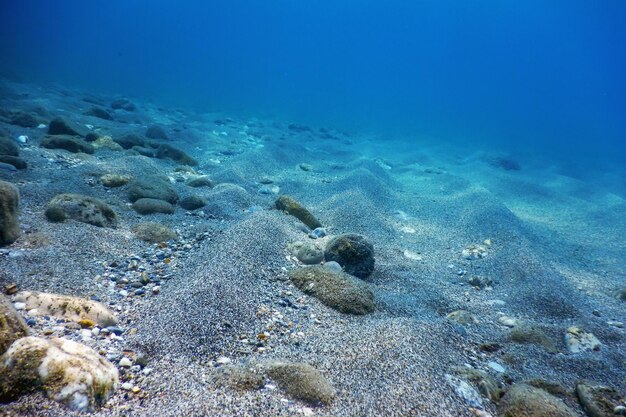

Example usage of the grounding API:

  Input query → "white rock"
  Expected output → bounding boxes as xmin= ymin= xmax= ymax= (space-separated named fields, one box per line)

xmin=13 ymin=302 xmax=26 ymax=310
xmin=119 ymin=357 xmax=132 ymax=367
xmin=487 ymin=361 xmax=506 ymax=373
xmin=121 ymin=382 xmax=133 ymax=391
xmin=498 ymin=316 xmax=518 ymax=327
xmin=565 ymin=327 xmax=602 ymax=353
xmin=216 ymin=356 xmax=231 ymax=365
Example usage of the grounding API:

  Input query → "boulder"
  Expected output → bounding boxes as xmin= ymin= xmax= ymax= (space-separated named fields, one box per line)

xmin=509 ymin=324 xmax=558 ymax=353
xmin=498 ymin=384 xmax=577 ymax=417
xmin=0 ymin=180 xmax=20 ymax=245
xmin=45 ymin=194 xmax=117 ymax=227
xmin=41 ymin=135 xmax=94 ymax=154
xmin=289 ymin=266 xmax=375 ymax=315
xmin=47 ymin=117 xmax=84 ymax=136
xmin=114 ymin=133 xmax=145 ymax=149
xmin=128 ymin=176 xmax=178 ymax=204
xmin=296 ymin=242 xmax=324 ymax=265
xmin=14 ymin=291 xmax=118 ymax=327
xmin=324 ymin=234 xmax=375 ymax=279
xmin=8 ymin=111 xmax=40 ymax=128
xmin=84 ymin=106 xmax=113 ymax=120
xmin=132 ymin=198 xmax=175 ymax=215
xmin=0 ymin=137 xmax=19 ymax=156
xmin=132 ymin=222 xmax=177 ymax=243
xmin=576 ymin=382 xmax=624 ymax=417
xmin=0 ymin=294 xmax=30 ymax=355
xmin=451 ymin=367 xmax=503 ymax=403
xmin=0 ymin=336 xmax=118 ymax=411
xmin=155 ymin=144 xmax=197 ymax=166
xmin=187 ymin=176 xmax=213 ymax=188
xmin=263 ymin=361 xmax=335 ymax=405
xmin=179 ymin=195 xmax=206 ymax=210
xmin=146 ymin=125 xmax=169 ymax=140
xmin=275 ymin=195 xmax=322 ymax=230
xmin=0 ymin=156 xmax=26 ymax=170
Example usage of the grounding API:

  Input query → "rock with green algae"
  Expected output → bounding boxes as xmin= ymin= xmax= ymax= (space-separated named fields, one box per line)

xmin=47 ymin=117 xmax=85 ymax=137
xmin=451 ymin=366 xmax=503 ymax=403
xmin=0 ymin=180 xmax=20 ymax=245
xmin=263 ymin=361 xmax=335 ymax=405
xmin=41 ymin=135 xmax=94 ymax=154
xmin=45 ymin=193 xmax=117 ymax=228
xmin=155 ymin=144 xmax=197 ymax=166
xmin=509 ymin=324 xmax=558 ymax=353
xmin=576 ymin=382 xmax=625 ymax=417
xmin=497 ymin=383 xmax=578 ymax=417
xmin=100 ymin=173 xmax=132 ymax=187
xmin=187 ymin=175 xmax=213 ymax=188
xmin=179 ymin=195 xmax=207 ymax=210
xmin=132 ymin=222 xmax=177 ymax=243
xmin=0 ymin=137 xmax=19 ymax=156
xmin=213 ymin=364 xmax=265 ymax=391
xmin=324 ymin=234 xmax=375 ymax=279
xmin=446 ymin=310 xmax=478 ymax=326
xmin=128 ymin=175 xmax=179 ymax=204
xmin=275 ymin=195 xmax=322 ymax=230
xmin=0 ymin=336 xmax=119 ymax=412
xmin=13 ymin=291 xmax=117 ymax=327
xmin=289 ymin=265 xmax=375 ymax=315
xmin=132 ymin=198 xmax=176 ymax=215
xmin=0 ymin=294 xmax=30 ymax=355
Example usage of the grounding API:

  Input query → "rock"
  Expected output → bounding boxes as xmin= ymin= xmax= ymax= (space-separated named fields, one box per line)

xmin=0 ymin=155 xmax=26 ymax=170
xmin=84 ymin=106 xmax=113 ymax=120
xmin=324 ymin=234 xmax=375 ymax=279
xmin=214 ymin=364 xmax=265 ymax=391
xmin=155 ymin=144 xmax=197 ymax=166
xmin=452 ymin=367 xmax=503 ymax=403
xmin=111 ymin=98 xmax=136 ymax=111
xmin=130 ymin=145 xmax=155 ymax=157
xmin=146 ymin=125 xmax=169 ymax=140
xmin=498 ymin=384 xmax=578 ymax=417
xmin=264 ymin=361 xmax=335 ymax=405
xmin=128 ymin=176 xmax=179 ymax=204
xmin=92 ymin=135 xmax=123 ymax=151
xmin=0 ymin=294 xmax=30 ymax=355
xmin=41 ymin=135 xmax=94 ymax=154
xmin=114 ymin=133 xmax=145 ymax=149
xmin=0 ymin=336 xmax=118 ymax=411
xmin=100 ymin=173 xmax=132 ymax=187
xmin=564 ymin=326 xmax=602 ymax=353
xmin=132 ymin=222 xmax=177 ymax=243
xmin=0 ymin=137 xmax=19 ymax=156
xmin=0 ymin=162 xmax=16 ymax=172
xmin=47 ymin=117 xmax=84 ymax=136
xmin=618 ymin=287 xmax=626 ymax=302
xmin=296 ymin=242 xmax=324 ymax=265
xmin=462 ymin=244 xmax=488 ymax=260
xmin=526 ymin=379 xmax=571 ymax=398
xmin=84 ymin=132 xmax=99 ymax=142
xmin=275 ymin=195 xmax=322 ymax=230
xmin=289 ymin=266 xmax=375 ymax=315
xmin=187 ymin=176 xmax=213 ymax=188
xmin=0 ymin=181 xmax=20 ymax=245
xmin=576 ymin=382 xmax=625 ymax=417
xmin=509 ymin=324 xmax=558 ymax=353
xmin=446 ymin=310 xmax=478 ymax=325
xmin=45 ymin=193 xmax=117 ymax=227
xmin=179 ymin=195 xmax=206 ymax=210
xmin=14 ymin=291 xmax=118 ymax=327
xmin=468 ymin=275 xmax=492 ymax=289
xmin=132 ymin=198 xmax=176 ymax=215
xmin=8 ymin=111 xmax=40 ymax=128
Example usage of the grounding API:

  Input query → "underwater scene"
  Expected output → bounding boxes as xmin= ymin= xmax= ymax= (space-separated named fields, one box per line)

xmin=0 ymin=1 xmax=625 ymax=416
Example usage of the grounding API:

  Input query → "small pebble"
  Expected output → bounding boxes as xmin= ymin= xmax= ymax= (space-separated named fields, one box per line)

xmin=119 ymin=357 xmax=132 ymax=367
xmin=121 ymin=382 xmax=133 ymax=391
xmin=13 ymin=302 xmax=26 ymax=310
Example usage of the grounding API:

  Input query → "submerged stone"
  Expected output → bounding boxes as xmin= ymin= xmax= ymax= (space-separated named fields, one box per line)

xmin=132 ymin=198 xmax=176 ymax=215
xmin=155 ymin=144 xmax=197 ymax=166
xmin=45 ymin=193 xmax=117 ymax=228
xmin=264 ymin=361 xmax=335 ymax=405
xmin=84 ymin=106 xmax=113 ymax=120
xmin=132 ymin=222 xmax=177 ymax=243
xmin=41 ymin=135 xmax=94 ymax=154
xmin=128 ymin=176 xmax=178 ymax=204
xmin=498 ymin=384 xmax=577 ymax=417
xmin=180 ymin=195 xmax=207 ymax=210
xmin=509 ymin=324 xmax=558 ymax=353
xmin=0 ymin=180 xmax=20 ymax=245
xmin=0 ymin=137 xmax=19 ymax=156
xmin=0 ymin=294 xmax=30 ymax=355
xmin=47 ymin=117 xmax=84 ymax=136
xmin=146 ymin=125 xmax=169 ymax=140
xmin=275 ymin=195 xmax=322 ymax=230
xmin=576 ymin=382 xmax=625 ymax=417
xmin=324 ymin=234 xmax=375 ymax=279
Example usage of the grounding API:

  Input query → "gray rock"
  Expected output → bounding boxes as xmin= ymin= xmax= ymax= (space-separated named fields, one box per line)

xmin=132 ymin=198 xmax=175 ymax=215
xmin=84 ymin=106 xmax=113 ymax=121
xmin=155 ymin=144 xmax=197 ymax=166
xmin=41 ymin=135 xmax=94 ymax=154
xmin=296 ymin=242 xmax=324 ymax=265
xmin=0 ymin=155 xmax=27 ymax=170
xmin=8 ymin=111 xmax=40 ymax=128
xmin=0 ymin=293 xmax=30 ymax=355
xmin=264 ymin=361 xmax=335 ymax=405
xmin=180 ymin=195 xmax=207 ymax=210
xmin=187 ymin=176 xmax=213 ymax=188
xmin=0 ymin=137 xmax=19 ymax=156
xmin=509 ymin=324 xmax=558 ymax=353
xmin=114 ymin=133 xmax=145 ymax=150
xmin=576 ymin=382 xmax=624 ymax=417
xmin=47 ymin=117 xmax=84 ymax=136
xmin=0 ymin=180 xmax=20 ymax=245
xmin=45 ymin=194 xmax=117 ymax=228
xmin=132 ymin=222 xmax=177 ymax=243
xmin=324 ymin=234 xmax=375 ymax=279
xmin=146 ymin=125 xmax=169 ymax=140
xmin=498 ymin=384 xmax=577 ymax=417
xmin=111 ymin=98 xmax=136 ymax=111
xmin=128 ymin=176 xmax=178 ymax=204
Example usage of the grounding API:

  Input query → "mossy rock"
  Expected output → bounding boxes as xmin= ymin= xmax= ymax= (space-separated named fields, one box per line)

xmin=84 ymin=106 xmax=113 ymax=121
xmin=45 ymin=194 xmax=117 ymax=228
xmin=187 ymin=176 xmax=213 ymax=188
xmin=452 ymin=366 xmax=503 ymax=403
xmin=100 ymin=173 xmax=132 ymax=187
xmin=509 ymin=324 xmax=558 ymax=353
xmin=114 ymin=133 xmax=145 ymax=149
xmin=296 ymin=242 xmax=324 ymax=265
xmin=324 ymin=234 xmax=375 ymax=279
xmin=498 ymin=384 xmax=577 ymax=417
xmin=446 ymin=310 xmax=478 ymax=325
xmin=213 ymin=364 xmax=265 ymax=391
xmin=9 ymin=111 xmax=40 ymax=128
xmin=0 ymin=155 xmax=27 ymax=170
xmin=155 ymin=144 xmax=197 ymax=166
xmin=179 ymin=195 xmax=207 ymax=210
xmin=41 ymin=135 xmax=94 ymax=154
xmin=47 ymin=117 xmax=85 ymax=136
xmin=0 ymin=137 xmax=19 ymax=156
xmin=132 ymin=198 xmax=175 ymax=215
xmin=146 ymin=125 xmax=169 ymax=140
xmin=128 ymin=176 xmax=178 ymax=204
xmin=0 ymin=180 xmax=20 ymax=245
xmin=576 ymin=382 xmax=624 ymax=417
xmin=0 ymin=294 xmax=30 ymax=355
xmin=132 ymin=222 xmax=177 ymax=243
xmin=275 ymin=195 xmax=322 ymax=230
xmin=289 ymin=266 xmax=375 ymax=315
xmin=264 ymin=361 xmax=335 ymax=405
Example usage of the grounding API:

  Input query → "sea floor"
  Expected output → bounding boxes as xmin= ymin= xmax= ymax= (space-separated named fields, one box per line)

xmin=0 ymin=79 xmax=624 ymax=417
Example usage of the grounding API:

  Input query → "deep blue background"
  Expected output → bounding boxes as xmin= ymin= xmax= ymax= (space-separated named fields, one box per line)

xmin=1 ymin=1 xmax=625 ymax=165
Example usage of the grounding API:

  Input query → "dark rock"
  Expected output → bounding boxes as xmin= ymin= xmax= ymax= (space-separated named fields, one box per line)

xmin=180 ymin=195 xmax=206 ymax=210
xmin=187 ymin=176 xmax=213 ymax=188
xmin=214 ymin=364 xmax=265 ymax=391
xmin=132 ymin=198 xmax=175 ymax=215
xmin=111 ymin=98 xmax=136 ymax=111
xmin=264 ymin=361 xmax=335 ymax=405
xmin=0 ymin=156 xmax=27 ymax=170
xmin=0 ymin=137 xmax=19 ymax=157
xmin=324 ymin=234 xmax=375 ymax=279
xmin=618 ymin=287 xmax=626 ymax=301
xmin=48 ymin=117 xmax=84 ymax=136
xmin=0 ymin=293 xmax=30 ymax=355
xmin=113 ymin=134 xmax=145 ymax=150
xmin=84 ymin=132 xmax=99 ymax=142
xmin=288 ymin=266 xmax=375 ymax=315
xmin=45 ymin=194 xmax=117 ymax=228
xmin=155 ymin=144 xmax=197 ymax=166
xmin=498 ymin=384 xmax=577 ymax=417
xmin=130 ymin=145 xmax=154 ymax=157
xmin=84 ymin=107 xmax=113 ymax=121
xmin=509 ymin=324 xmax=558 ymax=353
xmin=9 ymin=111 xmax=39 ymax=128
xmin=132 ymin=223 xmax=177 ymax=243
xmin=0 ymin=181 xmax=20 ymax=245
xmin=41 ymin=135 xmax=94 ymax=154
xmin=275 ymin=195 xmax=322 ymax=230
xmin=128 ymin=176 xmax=178 ymax=204
xmin=146 ymin=125 xmax=169 ymax=140
xmin=576 ymin=382 xmax=624 ymax=417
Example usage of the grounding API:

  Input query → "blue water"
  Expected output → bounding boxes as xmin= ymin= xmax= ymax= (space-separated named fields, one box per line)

xmin=1 ymin=1 xmax=625 ymax=168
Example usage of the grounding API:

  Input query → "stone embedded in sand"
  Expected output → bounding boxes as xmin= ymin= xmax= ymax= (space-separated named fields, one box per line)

xmin=14 ymin=291 xmax=117 ymax=327
xmin=8 ymin=111 xmax=40 ymax=128
xmin=187 ymin=175 xmax=213 ymax=188
xmin=84 ymin=106 xmax=113 ymax=120
xmin=509 ymin=324 xmax=558 ymax=353
xmin=132 ymin=198 xmax=176 ymax=215
xmin=146 ymin=125 xmax=169 ymax=140
xmin=446 ymin=310 xmax=478 ymax=326
xmin=275 ymin=195 xmax=322 ymax=230
xmin=576 ymin=382 xmax=624 ymax=417
xmin=451 ymin=367 xmax=503 ymax=403
xmin=155 ymin=144 xmax=198 ymax=166
xmin=41 ymin=135 xmax=94 ymax=154
xmin=114 ymin=133 xmax=145 ymax=149
xmin=498 ymin=384 xmax=578 ymax=417
xmin=92 ymin=135 xmax=123 ymax=151
xmin=100 ymin=173 xmax=132 ymax=187
xmin=324 ymin=234 xmax=375 ymax=279
xmin=564 ymin=326 xmax=602 ymax=353
xmin=0 ymin=336 xmax=119 ymax=411
xmin=179 ymin=195 xmax=207 ymax=210
xmin=128 ymin=175 xmax=179 ymax=204
xmin=264 ymin=361 xmax=335 ymax=405
xmin=462 ymin=244 xmax=488 ymax=260
xmin=0 ymin=155 xmax=27 ymax=170
xmin=111 ymin=98 xmax=136 ymax=111
xmin=213 ymin=364 xmax=265 ymax=391
xmin=289 ymin=266 xmax=375 ymax=315
xmin=45 ymin=193 xmax=117 ymax=228
xmin=0 ymin=137 xmax=19 ymax=156
xmin=0 ymin=180 xmax=20 ymax=246
xmin=618 ymin=287 xmax=626 ymax=302
xmin=296 ymin=242 xmax=324 ymax=265
xmin=0 ymin=294 xmax=30 ymax=355
xmin=47 ymin=117 xmax=84 ymax=136
xmin=132 ymin=222 xmax=177 ymax=243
